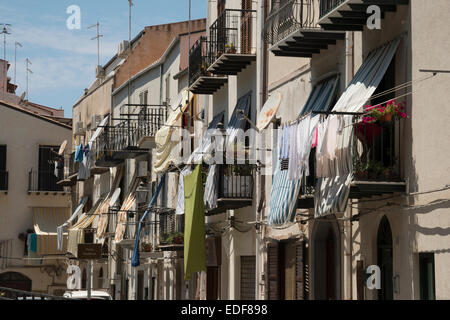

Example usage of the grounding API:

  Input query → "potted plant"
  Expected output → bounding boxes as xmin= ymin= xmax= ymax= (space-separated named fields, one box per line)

xmin=141 ymin=242 xmax=152 ymax=252
xmin=225 ymin=43 xmax=236 ymax=54
xmin=173 ymin=233 xmax=184 ymax=244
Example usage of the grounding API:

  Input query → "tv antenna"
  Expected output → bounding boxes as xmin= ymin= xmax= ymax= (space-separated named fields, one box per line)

xmin=14 ymin=41 xmax=22 ymax=86
xmin=0 ymin=23 xmax=12 ymax=61
xmin=25 ymin=58 xmax=32 ymax=100
xmin=88 ymin=22 xmax=103 ymax=67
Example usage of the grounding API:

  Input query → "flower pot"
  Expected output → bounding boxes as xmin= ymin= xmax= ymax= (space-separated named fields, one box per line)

xmin=380 ymin=113 xmax=393 ymax=122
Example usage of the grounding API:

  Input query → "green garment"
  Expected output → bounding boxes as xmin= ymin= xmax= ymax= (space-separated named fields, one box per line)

xmin=184 ymin=165 xmax=207 ymax=280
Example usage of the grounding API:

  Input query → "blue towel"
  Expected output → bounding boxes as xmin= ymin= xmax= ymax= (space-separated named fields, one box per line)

xmin=74 ymin=144 xmax=84 ymax=163
xmin=29 ymin=233 xmax=37 ymax=253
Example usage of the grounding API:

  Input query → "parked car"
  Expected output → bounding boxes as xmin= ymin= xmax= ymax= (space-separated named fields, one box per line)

xmin=63 ymin=290 xmax=112 ymax=300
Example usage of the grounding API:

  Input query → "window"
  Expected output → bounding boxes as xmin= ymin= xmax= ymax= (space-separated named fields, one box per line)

xmin=240 ymin=256 xmax=256 ymax=300
xmin=0 ymin=145 xmax=7 ymax=190
xmin=37 ymin=146 xmax=63 ymax=191
xmin=419 ymin=253 xmax=436 ymax=300
xmin=218 ymin=0 xmax=226 ymax=17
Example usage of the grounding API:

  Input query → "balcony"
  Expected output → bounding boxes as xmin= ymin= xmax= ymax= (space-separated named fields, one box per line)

xmin=0 ymin=171 xmax=8 ymax=194
xmin=206 ymin=164 xmax=255 ymax=216
xmin=208 ymin=9 xmax=257 ymax=75
xmin=265 ymin=0 xmax=345 ymax=57
xmin=134 ymin=105 xmax=168 ymax=148
xmin=28 ymin=170 xmax=68 ymax=195
xmin=189 ymin=36 xmax=227 ymax=95
xmin=158 ymin=210 xmax=184 ymax=252
xmin=318 ymin=0 xmax=409 ymax=31
xmin=297 ymin=117 xmax=406 ymax=208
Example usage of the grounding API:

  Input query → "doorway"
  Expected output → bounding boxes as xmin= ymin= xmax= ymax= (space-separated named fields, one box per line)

xmin=312 ymin=220 xmax=341 ymax=300
xmin=377 ymin=216 xmax=393 ymax=300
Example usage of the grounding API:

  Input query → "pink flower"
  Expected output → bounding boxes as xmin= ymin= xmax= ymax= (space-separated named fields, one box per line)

xmin=401 ymin=113 xmax=407 ymax=118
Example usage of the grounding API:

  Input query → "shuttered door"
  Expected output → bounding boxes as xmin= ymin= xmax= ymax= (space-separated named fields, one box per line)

xmin=240 ymin=256 xmax=256 ymax=300
xmin=267 ymin=242 xmax=280 ymax=300
xmin=295 ymin=240 xmax=305 ymax=300
xmin=241 ymin=0 xmax=252 ymax=54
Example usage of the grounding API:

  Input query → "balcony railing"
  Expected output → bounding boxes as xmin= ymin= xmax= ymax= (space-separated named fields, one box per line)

xmin=297 ymin=117 xmax=405 ymax=206
xmin=265 ymin=0 xmax=318 ymax=46
xmin=208 ymin=9 xmax=257 ymax=75
xmin=28 ymin=170 xmax=65 ymax=193
xmin=0 ymin=171 xmax=8 ymax=191
xmin=135 ymin=106 xmax=167 ymax=143
xmin=189 ymin=36 xmax=210 ymax=86
xmin=158 ymin=211 xmax=184 ymax=250
xmin=319 ymin=0 xmax=347 ymax=18
xmin=188 ymin=36 xmax=228 ymax=94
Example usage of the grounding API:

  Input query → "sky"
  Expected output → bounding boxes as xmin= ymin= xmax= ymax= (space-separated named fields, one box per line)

xmin=0 ymin=0 xmax=206 ymax=118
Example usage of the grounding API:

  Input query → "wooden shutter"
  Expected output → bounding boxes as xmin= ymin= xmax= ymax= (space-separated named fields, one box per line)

xmin=295 ymin=240 xmax=305 ymax=300
xmin=218 ymin=0 xmax=226 ymax=17
xmin=0 ymin=145 xmax=6 ymax=171
xmin=137 ymin=270 xmax=144 ymax=300
xmin=267 ymin=242 xmax=280 ymax=300
xmin=241 ymin=0 xmax=252 ymax=54
xmin=357 ymin=260 xmax=365 ymax=300
xmin=240 ymin=256 xmax=256 ymax=300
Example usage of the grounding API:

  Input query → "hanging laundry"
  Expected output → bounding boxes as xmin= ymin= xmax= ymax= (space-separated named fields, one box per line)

xmin=74 ymin=144 xmax=84 ymax=163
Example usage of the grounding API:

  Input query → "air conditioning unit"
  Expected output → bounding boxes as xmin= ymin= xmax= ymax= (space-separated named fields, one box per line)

xmin=118 ymin=40 xmax=130 ymax=58
xmin=96 ymin=65 xmax=105 ymax=79
xmin=91 ymin=115 xmax=102 ymax=130
xmin=75 ymin=122 xmax=85 ymax=136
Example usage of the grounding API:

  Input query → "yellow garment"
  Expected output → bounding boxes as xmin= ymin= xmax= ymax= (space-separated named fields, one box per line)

xmin=184 ymin=165 xmax=207 ymax=280
xmin=154 ymin=91 xmax=193 ymax=173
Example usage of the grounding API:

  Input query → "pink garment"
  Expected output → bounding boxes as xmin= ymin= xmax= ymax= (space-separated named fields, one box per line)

xmin=311 ymin=125 xmax=318 ymax=148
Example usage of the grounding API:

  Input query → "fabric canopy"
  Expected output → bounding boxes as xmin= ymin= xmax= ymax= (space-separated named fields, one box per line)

xmin=225 ymin=92 xmax=252 ymax=160
xmin=184 ymin=165 xmax=207 ymax=280
xmin=57 ymin=196 xmax=88 ymax=252
xmin=153 ymin=90 xmax=193 ymax=173
xmin=268 ymin=151 xmax=301 ymax=225
xmin=97 ymin=166 xmax=124 ymax=240
xmin=33 ymin=207 xmax=71 ymax=255
xmin=314 ymin=38 xmax=400 ymax=217
xmin=67 ymin=195 xmax=106 ymax=257
xmin=300 ymin=75 xmax=339 ymax=116
xmin=114 ymin=173 xmax=140 ymax=242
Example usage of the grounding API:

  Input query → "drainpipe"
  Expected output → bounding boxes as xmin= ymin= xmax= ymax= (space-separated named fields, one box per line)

xmin=344 ymin=31 xmax=354 ymax=300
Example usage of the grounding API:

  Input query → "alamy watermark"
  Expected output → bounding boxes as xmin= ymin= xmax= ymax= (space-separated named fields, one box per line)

xmin=66 ymin=5 xmax=81 ymax=30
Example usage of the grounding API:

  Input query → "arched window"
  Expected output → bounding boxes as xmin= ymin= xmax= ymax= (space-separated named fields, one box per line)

xmin=377 ymin=216 xmax=393 ymax=300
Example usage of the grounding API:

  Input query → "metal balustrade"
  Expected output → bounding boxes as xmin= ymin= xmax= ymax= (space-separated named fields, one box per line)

xmin=265 ymin=0 xmax=319 ymax=46
xmin=28 ymin=169 xmax=65 ymax=192
xmin=189 ymin=36 xmax=210 ymax=86
xmin=319 ymin=0 xmax=346 ymax=18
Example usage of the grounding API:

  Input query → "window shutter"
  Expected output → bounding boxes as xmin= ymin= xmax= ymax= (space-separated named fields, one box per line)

xmin=240 ymin=256 xmax=256 ymax=300
xmin=267 ymin=242 xmax=280 ymax=300
xmin=295 ymin=240 xmax=305 ymax=300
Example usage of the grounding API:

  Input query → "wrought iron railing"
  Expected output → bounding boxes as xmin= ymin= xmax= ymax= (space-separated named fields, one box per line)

xmin=265 ymin=0 xmax=319 ymax=45
xmin=319 ymin=0 xmax=347 ymax=18
xmin=0 ymin=171 xmax=8 ymax=191
xmin=135 ymin=106 xmax=167 ymax=142
xmin=28 ymin=169 xmax=64 ymax=192
xmin=209 ymin=9 xmax=257 ymax=64
xmin=189 ymin=36 xmax=210 ymax=86
xmin=217 ymin=164 xmax=255 ymax=199
xmin=297 ymin=117 xmax=403 ymax=198
xmin=158 ymin=210 xmax=184 ymax=246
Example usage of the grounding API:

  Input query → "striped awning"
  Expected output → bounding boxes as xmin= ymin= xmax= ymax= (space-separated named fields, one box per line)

xmin=268 ymin=155 xmax=301 ymax=226
xmin=153 ymin=91 xmax=194 ymax=173
xmin=114 ymin=174 xmax=140 ymax=242
xmin=67 ymin=195 xmax=107 ymax=257
xmin=300 ymin=75 xmax=339 ymax=116
xmin=32 ymin=207 xmax=71 ymax=255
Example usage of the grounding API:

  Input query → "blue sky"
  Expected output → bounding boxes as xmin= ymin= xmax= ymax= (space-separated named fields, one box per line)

xmin=0 ymin=0 xmax=206 ymax=118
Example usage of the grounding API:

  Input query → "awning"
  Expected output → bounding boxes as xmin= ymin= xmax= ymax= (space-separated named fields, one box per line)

xmin=315 ymin=38 xmax=401 ymax=217
xmin=32 ymin=207 xmax=71 ymax=255
xmin=57 ymin=196 xmax=88 ymax=252
xmin=153 ymin=90 xmax=193 ymax=173
xmin=300 ymin=75 xmax=339 ymax=116
xmin=67 ymin=194 xmax=107 ymax=257
xmin=225 ymin=92 xmax=252 ymax=159
xmin=268 ymin=154 xmax=301 ymax=225
xmin=114 ymin=173 xmax=140 ymax=242
xmin=96 ymin=166 xmax=124 ymax=240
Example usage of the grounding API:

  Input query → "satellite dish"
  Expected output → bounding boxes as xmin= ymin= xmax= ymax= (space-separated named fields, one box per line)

xmin=166 ymin=90 xmax=189 ymax=127
xmin=256 ymin=92 xmax=282 ymax=131
xmin=110 ymin=188 xmax=121 ymax=206
xmin=58 ymin=140 xmax=68 ymax=156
